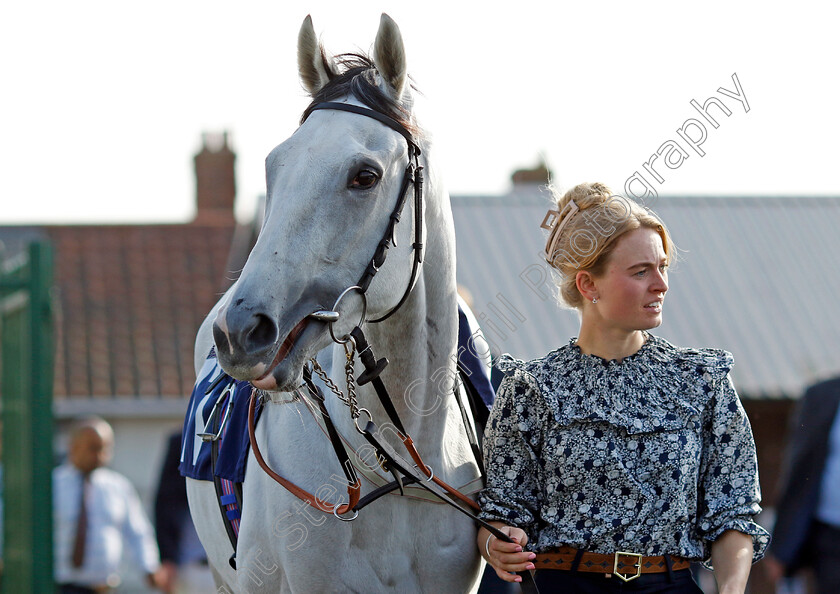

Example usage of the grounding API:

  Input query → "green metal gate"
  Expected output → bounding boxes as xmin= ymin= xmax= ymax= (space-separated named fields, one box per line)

xmin=0 ymin=242 xmax=54 ymax=593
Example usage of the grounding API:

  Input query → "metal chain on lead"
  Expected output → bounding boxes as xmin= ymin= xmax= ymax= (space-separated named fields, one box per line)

xmin=309 ymin=338 xmax=370 ymax=433
xmin=310 ymin=359 xmax=350 ymax=406
xmin=343 ymin=340 xmax=361 ymax=420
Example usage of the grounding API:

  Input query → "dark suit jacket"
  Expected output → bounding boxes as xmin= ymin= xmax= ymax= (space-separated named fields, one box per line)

xmin=770 ymin=377 xmax=840 ymax=572
xmin=155 ymin=431 xmax=190 ymax=563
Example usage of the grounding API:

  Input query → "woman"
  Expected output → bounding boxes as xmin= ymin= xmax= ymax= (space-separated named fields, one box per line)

xmin=477 ymin=183 xmax=769 ymax=593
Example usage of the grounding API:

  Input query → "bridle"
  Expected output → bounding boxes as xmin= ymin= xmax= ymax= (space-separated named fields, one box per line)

xmin=247 ymin=99 xmax=442 ymax=512
xmin=239 ymin=99 xmax=538 ymax=593
xmin=306 ymin=101 xmax=425 ymax=326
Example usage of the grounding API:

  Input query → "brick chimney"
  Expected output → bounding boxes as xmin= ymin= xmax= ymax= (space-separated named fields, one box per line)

xmin=511 ymin=158 xmax=552 ymax=186
xmin=193 ymin=131 xmax=236 ymax=225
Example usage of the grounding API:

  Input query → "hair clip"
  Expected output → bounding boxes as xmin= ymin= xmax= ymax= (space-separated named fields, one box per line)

xmin=541 ymin=199 xmax=579 ymax=231
xmin=540 ymin=209 xmax=561 ymax=231
xmin=542 ymin=199 xmax=579 ymax=263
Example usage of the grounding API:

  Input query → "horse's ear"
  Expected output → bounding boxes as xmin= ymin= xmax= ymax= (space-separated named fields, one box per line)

xmin=373 ymin=13 xmax=407 ymax=99
xmin=298 ymin=15 xmax=335 ymax=96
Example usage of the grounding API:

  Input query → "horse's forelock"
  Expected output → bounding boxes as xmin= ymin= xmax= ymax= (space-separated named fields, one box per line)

xmin=300 ymin=53 xmax=419 ymax=138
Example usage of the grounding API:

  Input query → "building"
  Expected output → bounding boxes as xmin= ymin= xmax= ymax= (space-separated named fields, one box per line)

xmin=0 ymin=132 xmax=246 ymax=508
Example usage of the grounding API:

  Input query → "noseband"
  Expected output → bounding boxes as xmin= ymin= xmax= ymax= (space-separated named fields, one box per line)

xmin=304 ymin=101 xmax=424 ymax=327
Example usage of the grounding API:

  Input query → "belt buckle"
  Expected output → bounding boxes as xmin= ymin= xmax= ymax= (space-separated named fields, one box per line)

xmin=613 ymin=551 xmax=642 ymax=582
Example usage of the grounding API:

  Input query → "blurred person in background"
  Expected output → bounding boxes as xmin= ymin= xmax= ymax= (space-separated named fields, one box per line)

xmin=765 ymin=376 xmax=840 ymax=594
xmin=54 ymin=417 xmax=164 ymax=593
xmin=154 ymin=431 xmax=213 ymax=594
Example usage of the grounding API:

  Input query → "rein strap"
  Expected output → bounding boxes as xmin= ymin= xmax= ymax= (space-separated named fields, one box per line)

xmin=349 ymin=326 xmax=479 ymax=511
xmin=247 ymin=389 xmax=361 ymax=516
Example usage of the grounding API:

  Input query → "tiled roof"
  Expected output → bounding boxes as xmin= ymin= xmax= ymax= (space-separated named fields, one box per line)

xmin=9 ymin=189 xmax=835 ymax=403
xmin=452 ymin=190 xmax=840 ymax=399
xmin=1 ymin=222 xmax=236 ymax=400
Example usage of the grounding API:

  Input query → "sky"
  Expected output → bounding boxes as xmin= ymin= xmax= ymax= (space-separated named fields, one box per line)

xmin=2 ymin=1 xmax=838 ymax=224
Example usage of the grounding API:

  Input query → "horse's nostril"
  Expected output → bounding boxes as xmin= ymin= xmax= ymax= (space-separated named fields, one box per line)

xmin=212 ymin=323 xmax=231 ymax=355
xmin=246 ymin=313 xmax=279 ymax=351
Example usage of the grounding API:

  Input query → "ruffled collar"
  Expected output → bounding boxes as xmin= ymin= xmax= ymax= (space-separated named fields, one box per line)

xmin=569 ymin=331 xmax=653 ymax=367
xmin=497 ymin=335 xmax=732 ymax=434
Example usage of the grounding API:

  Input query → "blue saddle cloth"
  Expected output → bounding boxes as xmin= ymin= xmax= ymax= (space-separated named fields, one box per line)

xmin=179 ymin=350 xmax=262 ymax=482
xmin=179 ymin=303 xmax=495 ymax=483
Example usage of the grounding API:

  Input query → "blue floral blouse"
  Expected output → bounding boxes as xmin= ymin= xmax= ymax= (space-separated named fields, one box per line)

xmin=478 ymin=334 xmax=770 ymax=567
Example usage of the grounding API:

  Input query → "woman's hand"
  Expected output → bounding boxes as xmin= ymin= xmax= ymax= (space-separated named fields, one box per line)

xmin=477 ymin=522 xmax=536 ymax=583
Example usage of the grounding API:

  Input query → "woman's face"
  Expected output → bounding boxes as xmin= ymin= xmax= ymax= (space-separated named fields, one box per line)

xmin=591 ymin=227 xmax=669 ymax=332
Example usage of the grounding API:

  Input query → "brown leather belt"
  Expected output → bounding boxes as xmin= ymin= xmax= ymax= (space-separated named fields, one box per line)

xmin=534 ymin=546 xmax=690 ymax=582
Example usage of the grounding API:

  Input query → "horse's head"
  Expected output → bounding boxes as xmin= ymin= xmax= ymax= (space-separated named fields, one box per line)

xmin=213 ymin=14 xmax=429 ymax=392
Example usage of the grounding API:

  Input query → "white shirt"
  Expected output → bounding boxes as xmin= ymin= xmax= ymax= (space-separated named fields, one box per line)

xmin=53 ymin=464 xmax=160 ymax=586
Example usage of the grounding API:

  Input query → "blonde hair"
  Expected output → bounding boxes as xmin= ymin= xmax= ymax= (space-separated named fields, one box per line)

xmin=543 ymin=182 xmax=675 ymax=309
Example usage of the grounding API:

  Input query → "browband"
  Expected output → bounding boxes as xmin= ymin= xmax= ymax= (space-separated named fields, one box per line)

xmin=307 ymin=102 xmax=420 ymax=154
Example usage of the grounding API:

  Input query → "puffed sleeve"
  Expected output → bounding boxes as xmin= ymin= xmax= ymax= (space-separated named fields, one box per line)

xmin=477 ymin=361 xmax=548 ymax=538
xmin=697 ymin=373 xmax=770 ymax=565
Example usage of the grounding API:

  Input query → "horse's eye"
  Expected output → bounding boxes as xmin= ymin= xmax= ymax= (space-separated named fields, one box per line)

xmin=349 ymin=169 xmax=379 ymax=190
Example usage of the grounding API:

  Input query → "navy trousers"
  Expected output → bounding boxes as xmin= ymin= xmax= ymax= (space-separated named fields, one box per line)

xmin=813 ymin=521 xmax=840 ymax=594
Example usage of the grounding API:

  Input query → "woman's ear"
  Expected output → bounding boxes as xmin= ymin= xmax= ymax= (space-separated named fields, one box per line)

xmin=576 ymin=270 xmax=599 ymax=303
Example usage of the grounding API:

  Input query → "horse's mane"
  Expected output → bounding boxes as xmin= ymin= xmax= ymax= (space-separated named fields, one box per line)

xmin=300 ymin=53 xmax=420 ymax=138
